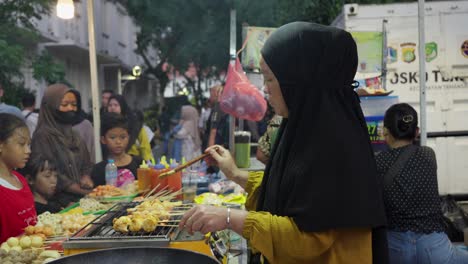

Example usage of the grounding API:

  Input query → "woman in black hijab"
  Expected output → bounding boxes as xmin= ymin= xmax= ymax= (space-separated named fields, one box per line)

xmin=180 ymin=22 xmax=388 ymax=264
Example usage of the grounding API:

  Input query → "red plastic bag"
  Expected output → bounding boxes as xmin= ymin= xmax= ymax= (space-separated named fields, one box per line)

xmin=219 ymin=58 xmax=267 ymax=121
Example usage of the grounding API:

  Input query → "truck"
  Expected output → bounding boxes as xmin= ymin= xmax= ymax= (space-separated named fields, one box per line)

xmin=332 ymin=1 xmax=468 ymax=194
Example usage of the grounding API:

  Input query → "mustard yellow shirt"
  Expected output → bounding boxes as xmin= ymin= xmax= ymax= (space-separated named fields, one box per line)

xmin=127 ymin=128 xmax=153 ymax=161
xmin=242 ymin=171 xmax=372 ymax=264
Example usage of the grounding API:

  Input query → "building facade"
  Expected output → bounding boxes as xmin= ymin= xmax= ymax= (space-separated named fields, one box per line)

xmin=26 ymin=0 xmax=159 ymax=112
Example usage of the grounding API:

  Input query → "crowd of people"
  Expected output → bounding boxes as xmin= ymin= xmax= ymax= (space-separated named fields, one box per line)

xmin=0 ymin=80 xmax=219 ymax=242
xmin=0 ymin=21 xmax=467 ymax=264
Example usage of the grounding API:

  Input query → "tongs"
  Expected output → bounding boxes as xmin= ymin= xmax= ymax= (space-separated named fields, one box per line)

xmin=158 ymin=147 xmax=218 ymax=179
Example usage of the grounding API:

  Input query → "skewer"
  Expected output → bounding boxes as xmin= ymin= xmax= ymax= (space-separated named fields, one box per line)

xmin=159 ymin=190 xmax=182 ymax=201
xmin=144 ymin=183 xmax=161 ymax=198
xmin=45 ymin=235 xmax=67 ymax=240
xmin=167 ymin=212 xmax=185 ymax=216
xmin=158 ymin=148 xmax=218 ymax=179
xmin=155 ymin=189 xmax=171 ymax=198
xmin=149 ymin=185 xmax=170 ymax=199
xmin=44 ymin=239 xmax=65 ymax=243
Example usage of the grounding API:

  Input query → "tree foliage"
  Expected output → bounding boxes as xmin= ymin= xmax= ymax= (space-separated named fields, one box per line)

xmin=121 ymin=0 xmax=416 ymax=109
xmin=33 ymin=51 xmax=67 ymax=85
xmin=121 ymin=0 xmax=232 ymax=107
xmin=0 ymin=0 xmax=67 ymax=106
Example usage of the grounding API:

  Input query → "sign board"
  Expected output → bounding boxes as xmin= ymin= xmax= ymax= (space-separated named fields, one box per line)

xmin=241 ymin=27 xmax=276 ymax=71
xmin=351 ymin=31 xmax=383 ymax=77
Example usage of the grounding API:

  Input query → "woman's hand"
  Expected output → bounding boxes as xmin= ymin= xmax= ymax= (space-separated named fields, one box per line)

xmin=179 ymin=205 xmax=247 ymax=235
xmin=66 ymin=183 xmax=92 ymax=195
xmin=80 ymin=175 xmax=94 ymax=189
xmin=179 ymin=205 xmax=229 ymax=235
xmin=205 ymin=145 xmax=240 ymax=181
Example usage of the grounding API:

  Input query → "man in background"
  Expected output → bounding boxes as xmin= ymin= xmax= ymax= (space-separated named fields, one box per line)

xmin=206 ymin=85 xmax=229 ymax=148
xmin=0 ymin=84 xmax=24 ymax=119
xmin=100 ymin=89 xmax=114 ymax=114
xmin=21 ymin=93 xmax=39 ymax=137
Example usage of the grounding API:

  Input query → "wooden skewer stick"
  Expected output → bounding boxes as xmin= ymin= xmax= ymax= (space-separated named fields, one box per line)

xmin=144 ymin=183 xmax=161 ymax=198
xmin=166 ymin=212 xmax=185 ymax=215
xmin=158 ymin=148 xmax=218 ymax=179
xmin=159 ymin=190 xmax=182 ymax=200
xmin=144 ymin=184 xmax=170 ymax=200
xmin=155 ymin=189 xmax=171 ymax=198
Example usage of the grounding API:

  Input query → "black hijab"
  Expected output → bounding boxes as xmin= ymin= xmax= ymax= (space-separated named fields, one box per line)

xmin=258 ymin=22 xmax=388 ymax=262
xmin=69 ymin=89 xmax=88 ymax=125
xmin=107 ymin=94 xmax=142 ymax=151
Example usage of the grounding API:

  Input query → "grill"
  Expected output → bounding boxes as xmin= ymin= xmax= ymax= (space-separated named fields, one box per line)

xmin=63 ymin=201 xmax=194 ymax=249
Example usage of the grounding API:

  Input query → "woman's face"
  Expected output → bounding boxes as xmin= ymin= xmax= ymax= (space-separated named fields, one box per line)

xmin=260 ymin=57 xmax=288 ymax=118
xmin=59 ymin=92 xmax=77 ymax=112
xmin=34 ymin=163 xmax=57 ymax=198
xmin=107 ymin=99 xmax=122 ymax=114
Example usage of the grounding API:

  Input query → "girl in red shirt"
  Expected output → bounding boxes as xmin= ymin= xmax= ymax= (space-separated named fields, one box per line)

xmin=0 ymin=113 xmax=36 ymax=243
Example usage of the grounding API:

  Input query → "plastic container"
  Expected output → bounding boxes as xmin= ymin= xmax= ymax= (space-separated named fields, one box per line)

xmin=105 ymin=159 xmax=118 ymax=186
xmin=234 ymin=131 xmax=251 ymax=168
xmin=182 ymin=170 xmax=198 ymax=202
xmin=137 ymin=160 xmax=151 ymax=193
xmin=167 ymin=160 xmax=182 ymax=195
xmin=360 ymin=95 xmax=399 ymax=117
xmin=151 ymin=161 xmax=169 ymax=193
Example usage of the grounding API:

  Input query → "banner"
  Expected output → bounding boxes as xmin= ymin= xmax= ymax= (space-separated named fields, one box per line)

xmin=241 ymin=27 xmax=276 ymax=71
xmin=351 ymin=31 xmax=383 ymax=74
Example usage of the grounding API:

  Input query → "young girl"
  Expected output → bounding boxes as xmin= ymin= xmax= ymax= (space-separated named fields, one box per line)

xmin=0 ymin=113 xmax=36 ymax=243
xmin=24 ymin=156 xmax=62 ymax=214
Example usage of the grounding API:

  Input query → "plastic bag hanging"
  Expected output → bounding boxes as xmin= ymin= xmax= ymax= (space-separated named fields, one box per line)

xmin=219 ymin=39 xmax=267 ymax=121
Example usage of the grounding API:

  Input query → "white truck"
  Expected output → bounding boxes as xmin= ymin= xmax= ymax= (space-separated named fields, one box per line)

xmin=332 ymin=1 xmax=468 ymax=194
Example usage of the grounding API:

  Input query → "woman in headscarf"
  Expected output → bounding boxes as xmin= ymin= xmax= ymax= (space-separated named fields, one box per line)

xmin=173 ymin=105 xmax=202 ymax=161
xmin=70 ymin=89 xmax=95 ymax=163
xmin=31 ymin=83 xmax=93 ymax=206
xmin=179 ymin=22 xmax=388 ymax=264
xmin=107 ymin=94 xmax=153 ymax=161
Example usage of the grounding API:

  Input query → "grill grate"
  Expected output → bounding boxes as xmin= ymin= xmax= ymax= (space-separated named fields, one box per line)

xmin=64 ymin=201 xmax=193 ymax=248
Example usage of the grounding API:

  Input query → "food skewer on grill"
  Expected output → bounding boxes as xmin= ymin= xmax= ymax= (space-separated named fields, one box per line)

xmin=112 ymin=199 xmax=186 ymax=233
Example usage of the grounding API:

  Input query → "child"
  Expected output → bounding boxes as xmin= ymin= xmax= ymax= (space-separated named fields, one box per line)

xmin=24 ymin=156 xmax=62 ymax=214
xmin=0 ymin=113 xmax=36 ymax=242
xmin=91 ymin=112 xmax=142 ymax=186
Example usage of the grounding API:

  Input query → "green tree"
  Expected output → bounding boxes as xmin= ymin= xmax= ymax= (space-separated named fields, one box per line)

xmin=237 ymin=0 xmax=413 ymax=28
xmin=0 ymin=0 xmax=67 ymax=107
xmin=121 ymin=0 xmax=415 ymax=111
xmin=121 ymin=0 xmax=232 ymax=108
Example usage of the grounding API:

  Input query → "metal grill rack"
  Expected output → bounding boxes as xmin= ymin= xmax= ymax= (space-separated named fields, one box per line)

xmin=63 ymin=202 xmax=192 ymax=249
